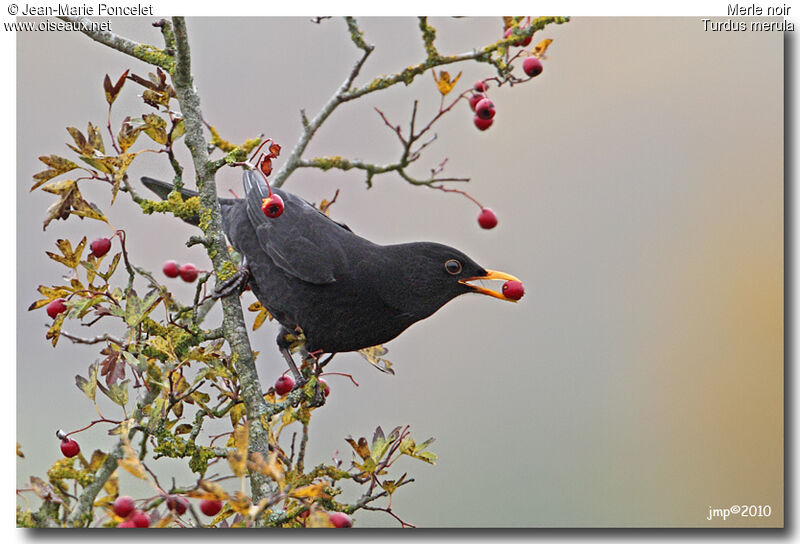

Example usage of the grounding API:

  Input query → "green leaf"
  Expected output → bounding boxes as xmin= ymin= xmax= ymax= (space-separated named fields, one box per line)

xmin=124 ymin=289 xmax=161 ymax=327
xmin=75 ymin=363 xmax=98 ymax=401
xmin=106 ymin=379 xmax=129 ymax=407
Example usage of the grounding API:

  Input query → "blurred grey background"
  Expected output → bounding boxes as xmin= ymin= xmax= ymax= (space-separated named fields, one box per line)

xmin=17 ymin=17 xmax=783 ymax=527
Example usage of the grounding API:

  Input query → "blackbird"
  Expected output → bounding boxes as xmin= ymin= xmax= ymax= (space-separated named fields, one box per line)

xmin=142 ymin=172 xmax=521 ymax=382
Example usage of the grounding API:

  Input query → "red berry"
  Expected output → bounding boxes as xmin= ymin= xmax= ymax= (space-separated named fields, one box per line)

xmin=477 ymin=208 xmax=498 ymax=229
xmin=473 ymin=115 xmax=494 ymax=131
xmin=502 ymin=280 xmax=525 ymax=301
xmin=328 ymin=512 xmax=353 ymax=528
xmin=46 ymin=298 xmax=67 ymax=319
xmin=130 ymin=510 xmax=150 ymax=528
xmin=200 ymin=499 xmax=223 ymax=517
xmin=117 ymin=520 xmax=137 ymax=528
xmin=261 ymin=194 xmax=285 ymax=219
xmin=113 ymin=495 xmax=136 ymax=518
xmin=473 ymin=80 xmax=488 ymax=92
xmin=523 ymin=56 xmax=543 ymax=78
xmin=298 ymin=509 xmax=310 ymax=519
xmin=59 ymin=438 xmax=80 ymax=458
xmin=468 ymin=93 xmax=484 ymax=111
xmin=90 ymin=237 xmax=112 ymax=258
xmin=179 ymin=263 xmax=198 ymax=283
xmin=162 ymin=260 xmax=180 ymax=278
xmin=475 ymin=98 xmax=496 ymax=120
xmin=274 ymin=374 xmax=295 ymax=396
xmin=166 ymin=495 xmax=188 ymax=515
xmin=319 ymin=378 xmax=330 ymax=397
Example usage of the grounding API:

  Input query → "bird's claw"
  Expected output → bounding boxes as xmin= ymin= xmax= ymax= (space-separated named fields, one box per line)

xmin=213 ymin=266 xmax=250 ymax=299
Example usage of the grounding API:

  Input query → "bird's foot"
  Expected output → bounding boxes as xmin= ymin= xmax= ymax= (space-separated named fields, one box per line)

xmin=213 ymin=266 xmax=250 ymax=299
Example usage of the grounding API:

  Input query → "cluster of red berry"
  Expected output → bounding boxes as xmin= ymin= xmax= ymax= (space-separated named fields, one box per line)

xmin=162 ymin=260 xmax=199 ymax=282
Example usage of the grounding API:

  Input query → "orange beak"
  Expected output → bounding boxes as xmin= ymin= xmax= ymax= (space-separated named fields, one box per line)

xmin=458 ymin=269 xmax=523 ymax=302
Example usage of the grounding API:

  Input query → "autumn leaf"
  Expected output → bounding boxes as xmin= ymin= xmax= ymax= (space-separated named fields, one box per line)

xmin=290 ymin=482 xmax=330 ymax=500
xmin=66 ymin=126 xmax=91 ymax=155
xmin=46 ymin=311 xmax=66 ymax=346
xmin=187 ymin=480 xmax=229 ymax=502
xmin=41 ymin=179 xmax=109 ymax=230
xmin=306 ymin=509 xmax=335 ymax=528
xmin=400 ymin=436 xmax=437 ymax=465
xmin=345 ymin=436 xmax=372 ymax=461
xmin=99 ymin=344 xmax=125 ymax=387
xmin=358 ymin=345 xmax=395 ymax=374
xmin=142 ymin=113 xmax=168 ymax=145
xmin=16 ymin=443 xmax=24 ymax=458
xmin=87 ymin=122 xmax=105 ymax=154
xmin=103 ymin=69 xmax=129 ymax=106
xmin=227 ymin=424 xmax=249 ymax=477
xmin=30 ymin=476 xmax=64 ymax=505
xmin=117 ymin=116 xmax=143 ymax=153
xmin=106 ymin=379 xmax=129 ymax=408
xmin=88 ymin=450 xmax=109 ymax=472
xmin=75 ymin=363 xmax=98 ymax=401
xmin=31 ymin=155 xmax=79 ymax=191
xmin=248 ymin=301 xmax=273 ymax=331
xmin=118 ymin=440 xmax=146 ymax=479
xmin=532 ymin=38 xmax=553 ymax=59
xmin=45 ymin=237 xmax=87 ymax=269
xmin=248 ymin=452 xmax=285 ymax=489
xmin=432 ymin=70 xmax=462 ymax=96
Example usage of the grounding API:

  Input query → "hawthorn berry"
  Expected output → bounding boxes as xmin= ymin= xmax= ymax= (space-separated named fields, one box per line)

xmin=130 ymin=510 xmax=150 ymax=528
xmin=523 ymin=56 xmax=543 ymax=78
xmin=274 ymin=374 xmax=295 ymax=396
xmin=475 ymin=98 xmax=496 ymax=120
xmin=200 ymin=499 xmax=223 ymax=517
xmin=468 ymin=93 xmax=484 ymax=112
xmin=59 ymin=438 xmax=80 ymax=458
xmin=319 ymin=378 xmax=330 ymax=397
xmin=46 ymin=299 xmax=67 ymax=319
xmin=473 ymin=115 xmax=494 ymax=131
xmin=162 ymin=260 xmax=180 ymax=278
xmin=117 ymin=520 xmax=137 ymax=528
xmin=179 ymin=263 xmax=198 ymax=283
xmin=90 ymin=237 xmax=112 ymax=258
xmin=113 ymin=495 xmax=136 ymax=518
xmin=473 ymin=80 xmax=489 ymax=92
xmin=166 ymin=495 xmax=188 ymax=516
xmin=328 ymin=512 xmax=353 ymax=528
xmin=477 ymin=208 xmax=498 ymax=229
xmin=261 ymin=194 xmax=285 ymax=219
xmin=502 ymin=280 xmax=525 ymax=301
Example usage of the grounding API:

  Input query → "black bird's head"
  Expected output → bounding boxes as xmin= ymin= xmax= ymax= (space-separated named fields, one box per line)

xmin=379 ymin=242 xmax=522 ymax=320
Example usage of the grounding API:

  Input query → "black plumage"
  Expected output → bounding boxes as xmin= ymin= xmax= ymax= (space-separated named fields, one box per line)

xmin=142 ymin=172 xmax=520 ymax=378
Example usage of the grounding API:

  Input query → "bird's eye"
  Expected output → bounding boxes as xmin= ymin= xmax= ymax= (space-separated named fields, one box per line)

xmin=444 ymin=259 xmax=462 ymax=275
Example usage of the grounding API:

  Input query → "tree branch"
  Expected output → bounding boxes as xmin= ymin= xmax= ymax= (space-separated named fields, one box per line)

xmin=57 ymin=16 xmax=175 ymax=72
xmin=170 ymin=16 xmax=272 ymax=503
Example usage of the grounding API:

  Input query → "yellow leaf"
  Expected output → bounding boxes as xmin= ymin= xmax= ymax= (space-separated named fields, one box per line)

xmin=229 ymin=403 xmax=246 ymax=427
xmin=532 ymin=38 xmax=553 ymax=59
xmin=87 ymin=122 xmax=105 ymax=155
xmin=88 ymin=450 xmax=108 ymax=472
xmin=46 ymin=311 xmax=66 ymax=346
xmin=103 ymin=471 xmax=119 ymax=498
xmin=247 ymin=452 xmax=284 ymax=488
xmin=142 ymin=113 xmax=168 ymax=145
xmin=248 ymin=301 xmax=273 ymax=330
xmin=45 ymin=237 xmax=87 ymax=269
xmin=432 ymin=70 xmax=462 ymax=96
xmin=358 ymin=345 xmax=395 ymax=374
xmin=31 ymin=155 xmax=79 ymax=191
xmin=154 ymin=513 xmax=175 ymax=528
xmin=41 ymin=180 xmax=109 ymax=230
xmin=186 ymin=480 xmax=228 ymax=501
xmin=227 ymin=424 xmax=249 ymax=477
xmin=228 ymin=491 xmax=251 ymax=515
xmin=306 ymin=509 xmax=334 ymax=528
xmin=290 ymin=482 xmax=330 ymax=500
xmin=16 ymin=443 xmax=24 ymax=458
xmin=118 ymin=441 xmax=147 ymax=479
xmin=345 ymin=436 xmax=371 ymax=460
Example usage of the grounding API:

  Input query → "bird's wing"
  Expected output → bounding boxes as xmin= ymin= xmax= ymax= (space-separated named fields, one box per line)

xmin=243 ymin=170 xmax=347 ymax=285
